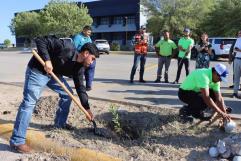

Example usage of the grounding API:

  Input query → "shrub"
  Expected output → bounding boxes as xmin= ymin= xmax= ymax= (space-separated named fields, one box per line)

xmin=110 ymin=43 xmax=120 ymax=51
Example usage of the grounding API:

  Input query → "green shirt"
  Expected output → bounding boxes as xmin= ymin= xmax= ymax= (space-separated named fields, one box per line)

xmin=178 ymin=37 xmax=194 ymax=59
xmin=180 ymin=68 xmax=220 ymax=92
xmin=155 ymin=39 xmax=177 ymax=56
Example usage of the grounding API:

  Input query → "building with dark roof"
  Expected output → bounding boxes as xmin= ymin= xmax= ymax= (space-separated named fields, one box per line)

xmin=16 ymin=0 xmax=150 ymax=47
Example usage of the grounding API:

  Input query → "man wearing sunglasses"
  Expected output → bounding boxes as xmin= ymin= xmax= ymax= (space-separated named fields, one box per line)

xmin=178 ymin=63 xmax=231 ymax=122
xmin=10 ymin=35 xmax=99 ymax=153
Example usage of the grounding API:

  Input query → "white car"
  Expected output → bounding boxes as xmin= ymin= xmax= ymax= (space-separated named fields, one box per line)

xmin=94 ymin=39 xmax=110 ymax=54
xmin=209 ymin=37 xmax=236 ymax=60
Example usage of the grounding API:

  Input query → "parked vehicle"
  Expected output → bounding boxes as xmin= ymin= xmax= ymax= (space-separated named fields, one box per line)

xmin=208 ymin=37 xmax=236 ymax=60
xmin=94 ymin=39 xmax=110 ymax=54
xmin=0 ymin=43 xmax=6 ymax=49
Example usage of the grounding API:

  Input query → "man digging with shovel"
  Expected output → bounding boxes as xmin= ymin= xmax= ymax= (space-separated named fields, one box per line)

xmin=10 ymin=35 xmax=99 ymax=153
xmin=178 ymin=63 xmax=231 ymax=123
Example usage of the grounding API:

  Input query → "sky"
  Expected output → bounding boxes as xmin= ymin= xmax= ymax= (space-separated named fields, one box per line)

xmin=0 ymin=0 xmax=96 ymax=44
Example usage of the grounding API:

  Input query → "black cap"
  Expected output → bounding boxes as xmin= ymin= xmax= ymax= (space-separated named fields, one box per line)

xmin=80 ymin=43 xmax=99 ymax=58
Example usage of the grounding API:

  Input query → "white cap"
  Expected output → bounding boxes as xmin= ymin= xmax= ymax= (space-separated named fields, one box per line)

xmin=214 ymin=63 xmax=228 ymax=82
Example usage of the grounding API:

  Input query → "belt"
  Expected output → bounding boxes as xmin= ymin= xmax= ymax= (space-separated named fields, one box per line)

xmin=235 ymin=57 xmax=241 ymax=60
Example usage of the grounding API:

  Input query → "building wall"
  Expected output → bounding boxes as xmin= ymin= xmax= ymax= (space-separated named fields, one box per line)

xmin=83 ymin=0 xmax=141 ymax=46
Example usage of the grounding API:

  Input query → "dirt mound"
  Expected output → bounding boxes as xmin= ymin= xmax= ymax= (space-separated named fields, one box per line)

xmin=34 ymin=96 xmax=59 ymax=121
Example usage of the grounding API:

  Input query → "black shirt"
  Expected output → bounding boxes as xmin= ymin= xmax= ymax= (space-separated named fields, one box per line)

xmin=28 ymin=35 xmax=90 ymax=110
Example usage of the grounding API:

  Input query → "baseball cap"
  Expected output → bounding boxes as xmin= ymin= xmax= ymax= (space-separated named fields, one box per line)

xmin=214 ymin=63 xmax=228 ymax=82
xmin=183 ymin=28 xmax=191 ymax=33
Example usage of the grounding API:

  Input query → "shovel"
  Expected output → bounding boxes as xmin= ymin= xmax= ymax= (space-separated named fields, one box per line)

xmin=32 ymin=49 xmax=105 ymax=137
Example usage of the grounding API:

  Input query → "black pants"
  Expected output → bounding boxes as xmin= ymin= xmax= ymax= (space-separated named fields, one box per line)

xmin=178 ymin=88 xmax=216 ymax=118
xmin=175 ymin=58 xmax=189 ymax=82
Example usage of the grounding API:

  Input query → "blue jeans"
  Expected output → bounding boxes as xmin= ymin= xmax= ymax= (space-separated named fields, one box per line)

xmin=10 ymin=67 xmax=73 ymax=145
xmin=85 ymin=60 xmax=96 ymax=88
xmin=130 ymin=53 xmax=146 ymax=81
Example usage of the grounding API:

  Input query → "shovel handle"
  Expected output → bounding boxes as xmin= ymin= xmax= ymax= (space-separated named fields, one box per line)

xmin=32 ymin=49 xmax=92 ymax=121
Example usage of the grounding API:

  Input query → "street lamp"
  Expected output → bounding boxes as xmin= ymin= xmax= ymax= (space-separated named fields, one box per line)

xmin=125 ymin=16 xmax=128 ymax=45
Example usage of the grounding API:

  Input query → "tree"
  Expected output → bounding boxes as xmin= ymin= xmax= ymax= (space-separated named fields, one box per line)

xmin=9 ymin=11 xmax=42 ymax=40
xmin=201 ymin=0 xmax=241 ymax=37
xmin=9 ymin=0 xmax=93 ymax=42
xmin=4 ymin=39 xmax=11 ymax=47
xmin=142 ymin=0 xmax=215 ymax=40
xmin=40 ymin=0 xmax=92 ymax=37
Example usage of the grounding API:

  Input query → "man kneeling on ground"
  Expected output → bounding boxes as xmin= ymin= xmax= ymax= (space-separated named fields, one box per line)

xmin=178 ymin=63 xmax=231 ymax=122
xmin=10 ymin=35 xmax=99 ymax=153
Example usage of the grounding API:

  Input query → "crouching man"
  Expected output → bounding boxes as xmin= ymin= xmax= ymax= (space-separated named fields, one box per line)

xmin=178 ymin=63 xmax=231 ymax=122
xmin=10 ymin=35 xmax=99 ymax=153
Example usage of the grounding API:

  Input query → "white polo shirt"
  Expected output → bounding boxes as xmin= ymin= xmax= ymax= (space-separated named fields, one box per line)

xmin=234 ymin=37 xmax=241 ymax=58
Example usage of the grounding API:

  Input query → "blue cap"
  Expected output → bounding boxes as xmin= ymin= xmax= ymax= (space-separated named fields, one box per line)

xmin=183 ymin=28 xmax=191 ymax=33
xmin=214 ymin=63 xmax=228 ymax=82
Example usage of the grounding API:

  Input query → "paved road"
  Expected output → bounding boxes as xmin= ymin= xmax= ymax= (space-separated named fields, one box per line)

xmin=0 ymin=51 xmax=240 ymax=114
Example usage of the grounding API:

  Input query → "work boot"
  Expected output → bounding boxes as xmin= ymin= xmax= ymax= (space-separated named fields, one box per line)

xmin=10 ymin=144 xmax=32 ymax=153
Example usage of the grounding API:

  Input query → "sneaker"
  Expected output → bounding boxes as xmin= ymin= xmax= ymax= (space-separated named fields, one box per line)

xmin=232 ymin=93 xmax=241 ymax=99
xmin=181 ymin=116 xmax=194 ymax=123
xmin=164 ymin=80 xmax=169 ymax=83
xmin=139 ymin=79 xmax=146 ymax=83
xmin=172 ymin=81 xmax=179 ymax=84
xmin=226 ymin=106 xmax=232 ymax=114
xmin=86 ymin=87 xmax=92 ymax=91
xmin=179 ymin=106 xmax=191 ymax=117
xmin=154 ymin=79 xmax=161 ymax=83
xmin=10 ymin=144 xmax=32 ymax=153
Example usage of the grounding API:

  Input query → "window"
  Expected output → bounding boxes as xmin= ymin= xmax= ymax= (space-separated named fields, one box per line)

xmin=92 ymin=17 xmax=98 ymax=26
xmin=100 ymin=17 xmax=109 ymax=25
xmin=113 ymin=16 xmax=123 ymax=24
xmin=127 ymin=16 xmax=135 ymax=24
xmin=214 ymin=39 xmax=236 ymax=45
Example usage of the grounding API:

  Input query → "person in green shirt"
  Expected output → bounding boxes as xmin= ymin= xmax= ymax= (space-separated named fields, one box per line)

xmin=173 ymin=28 xmax=194 ymax=84
xmin=178 ymin=63 xmax=231 ymax=122
xmin=154 ymin=30 xmax=177 ymax=83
